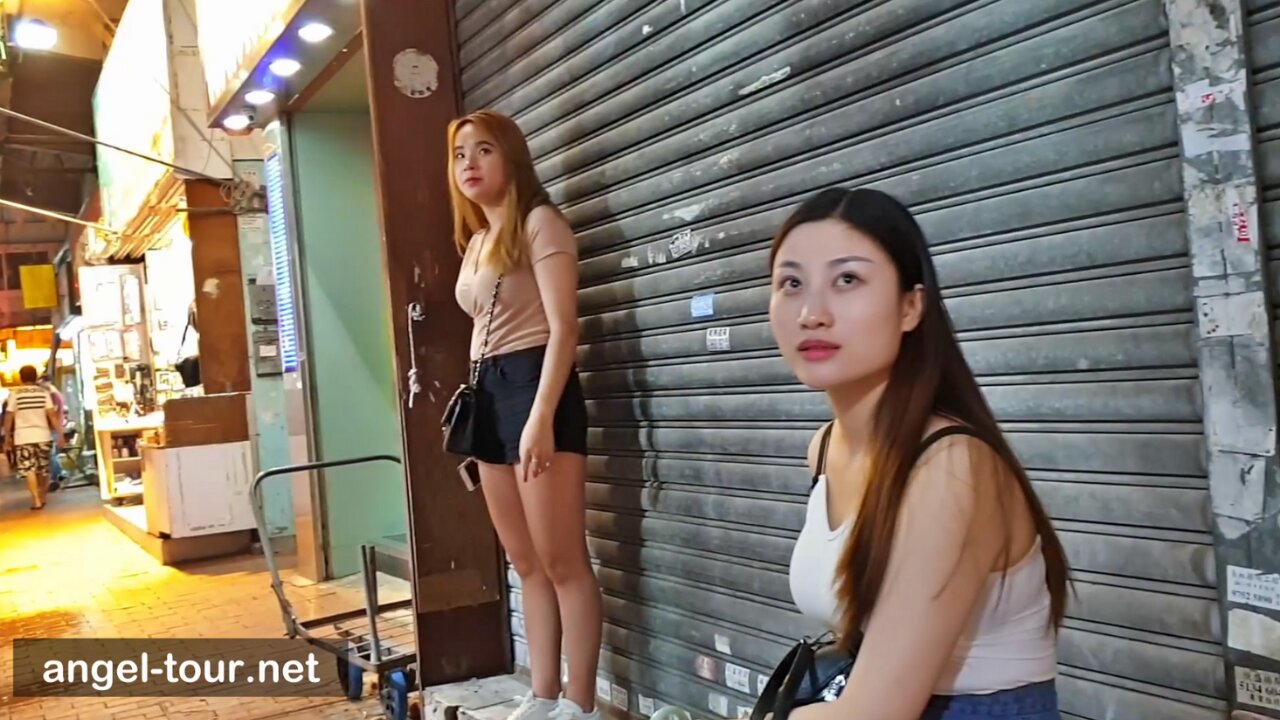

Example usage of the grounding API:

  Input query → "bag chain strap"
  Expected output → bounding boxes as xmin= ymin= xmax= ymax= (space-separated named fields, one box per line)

xmin=469 ymin=273 xmax=504 ymax=387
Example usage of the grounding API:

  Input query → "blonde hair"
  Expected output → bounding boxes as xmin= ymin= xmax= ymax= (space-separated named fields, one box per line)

xmin=447 ymin=110 xmax=554 ymax=274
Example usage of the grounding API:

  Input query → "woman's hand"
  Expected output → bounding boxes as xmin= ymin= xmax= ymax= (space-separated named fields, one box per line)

xmin=519 ymin=411 xmax=555 ymax=482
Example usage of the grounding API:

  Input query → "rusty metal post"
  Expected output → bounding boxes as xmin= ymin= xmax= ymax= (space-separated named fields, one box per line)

xmin=1166 ymin=1 xmax=1280 ymax=716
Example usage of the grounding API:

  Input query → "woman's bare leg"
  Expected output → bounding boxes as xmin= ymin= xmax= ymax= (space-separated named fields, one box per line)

xmin=479 ymin=461 xmax=563 ymax=700
xmin=519 ymin=453 xmax=601 ymax=712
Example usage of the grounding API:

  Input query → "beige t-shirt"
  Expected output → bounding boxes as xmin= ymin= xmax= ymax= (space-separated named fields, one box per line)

xmin=454 ymin=205 xmax=578 ymax=360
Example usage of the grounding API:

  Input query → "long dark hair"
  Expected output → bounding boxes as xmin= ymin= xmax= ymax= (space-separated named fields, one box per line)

xmin=770 ymin=188 xmax=1070 ymax=648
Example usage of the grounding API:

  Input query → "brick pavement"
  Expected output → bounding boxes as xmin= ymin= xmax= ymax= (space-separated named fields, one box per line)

xmin=0 ymin=476 xmax=407 ymax=720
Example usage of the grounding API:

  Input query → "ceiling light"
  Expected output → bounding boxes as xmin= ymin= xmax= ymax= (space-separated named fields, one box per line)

xmin=269 ymin=58 xmax=302 ymax=77
xmin=222 ymin=114 xmax=252 ymax=131
xmin=298 ymin=22 xmax=334 ymax=44
xmin=13 ymin=19 xmax=57 ymax=50
xmin=245 ymin=90 xmax=276 ymax=105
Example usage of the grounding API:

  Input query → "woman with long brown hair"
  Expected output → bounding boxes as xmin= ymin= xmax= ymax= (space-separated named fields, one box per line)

xmin=770 ymin=188 xmax=1070 ymax=720
xmin=449 ymin=110 xmax=602 ymax=720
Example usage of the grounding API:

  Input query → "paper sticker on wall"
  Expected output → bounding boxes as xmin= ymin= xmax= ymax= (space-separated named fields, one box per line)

xmin=757 ymin=674 xmax=768 ymax=696
xmin=714 ymin=633 xmax=732 ymax=655
xmin=696 ymin=654 xmax=721 ymax=681
xmin=737 ymin=706 xmax=753 ymax=719
xmin=1230 ymin=566 xmax=1280 ymax=611
xmin=638 ymin=694 xmax=656 ymax=717
xmin=1232 ymin=202 xmax=1253 ymax=244
xmin=202 ymin=277 xmax=222 ymax=299
xmin=611 ymin=684 xmax=630 ymax=710
xmin=708 ymin=693 xmax=730 ymax=717
xmin=393 ymin=49 xmax=439 ymax=98
xmin=1237 ymin=667 xmax=1280 ymax=712
xmin=725 ymin=663 xmax=752 ymax=694
xmin=706 ymin=327 xmax=731 ymax=352
xmin=670 ymin=229 xmax=696 ymax=259
xmin=692 ymin=293 xmax=716 ymax=318
xmin=596 ymin=677 xmax=612 ymax=701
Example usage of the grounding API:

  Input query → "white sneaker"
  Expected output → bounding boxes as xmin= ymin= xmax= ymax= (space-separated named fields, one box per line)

xmin=551 ymin=698 xmax=601 ymax=720
xmin=508 ymin=693 xmax=560 ymax=720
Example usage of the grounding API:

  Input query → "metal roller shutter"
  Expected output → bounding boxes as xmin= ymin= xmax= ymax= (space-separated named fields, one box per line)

xmin=457 ymin=2 xmax=1227 ymax=719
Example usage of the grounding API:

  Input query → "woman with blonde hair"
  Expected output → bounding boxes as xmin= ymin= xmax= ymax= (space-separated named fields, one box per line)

xmin=448 ymin=110 xmax=601 ymax=720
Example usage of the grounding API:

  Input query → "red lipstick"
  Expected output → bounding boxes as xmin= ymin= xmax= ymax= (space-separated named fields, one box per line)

xmin=797 ymin=339 xmax=840 ymax=362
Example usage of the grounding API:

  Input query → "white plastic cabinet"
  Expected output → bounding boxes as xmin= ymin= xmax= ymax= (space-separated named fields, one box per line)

xmin=141 ymin=441 xmax=255 ymax=538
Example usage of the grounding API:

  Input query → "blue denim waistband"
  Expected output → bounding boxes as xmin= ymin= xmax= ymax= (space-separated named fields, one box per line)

xmin=921 ymin=680 xmax=1059 ymax=719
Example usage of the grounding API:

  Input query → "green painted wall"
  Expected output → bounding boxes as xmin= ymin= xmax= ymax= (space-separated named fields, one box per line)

xmin=233 ymin=159 xmax=293 ymax=539
xmin=290 ymin=112 xmax=406 ymax=579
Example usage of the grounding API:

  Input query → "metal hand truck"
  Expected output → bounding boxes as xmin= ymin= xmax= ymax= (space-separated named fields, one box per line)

xmin=250 ymin=455 xmax=418 ymax=720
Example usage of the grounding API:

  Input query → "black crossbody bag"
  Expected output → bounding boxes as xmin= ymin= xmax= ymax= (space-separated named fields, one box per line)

xmin=751 ymin=425 xmax=981 ymax=720
xmin=441 ymin=273 xmax=503 ymax=456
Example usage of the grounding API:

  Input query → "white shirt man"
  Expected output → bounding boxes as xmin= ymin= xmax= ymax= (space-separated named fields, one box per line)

xmin=4 ymin=366 xmax=62 ymax=509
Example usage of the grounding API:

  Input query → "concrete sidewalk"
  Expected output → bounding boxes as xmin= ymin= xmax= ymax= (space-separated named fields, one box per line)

xmin=0 ymin=479 xmax=392 ymax=719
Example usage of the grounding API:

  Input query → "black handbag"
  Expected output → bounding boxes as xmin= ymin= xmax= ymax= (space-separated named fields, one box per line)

xmin=175 ymin=311 xmax=201 ymax=388
xmin=750 ymin=633 xmax=860 ymax=720
xmin=441 ymin=273 xmax=503 ymax=457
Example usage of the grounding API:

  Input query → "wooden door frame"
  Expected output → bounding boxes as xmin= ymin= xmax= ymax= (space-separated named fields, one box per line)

xmin=360 ymin=0 xmax=510 ymax=687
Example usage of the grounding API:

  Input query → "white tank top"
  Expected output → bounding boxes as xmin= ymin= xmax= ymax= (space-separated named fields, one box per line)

xmin=788 ymin=434 xmax=1057 ymax=696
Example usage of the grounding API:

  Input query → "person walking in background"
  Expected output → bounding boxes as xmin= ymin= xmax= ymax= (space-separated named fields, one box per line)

xmin=0 ymin=382 xmax=11 ymax=469
xmin=5 ymin=365 xmax=63 ymax=510
xmin=769 ymin=188 xmax=1069 ymax=720
xmin=40 ymin=377 xmax=68 ymax=492
xmin=447 ymin=109 xmax=601 ymax=720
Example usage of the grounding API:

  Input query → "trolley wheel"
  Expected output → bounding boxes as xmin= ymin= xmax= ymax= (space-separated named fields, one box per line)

xmin=336 ymin=657 xmax=364 ymax=700
xmin=381 ymin=669 xmax=410 ymax=720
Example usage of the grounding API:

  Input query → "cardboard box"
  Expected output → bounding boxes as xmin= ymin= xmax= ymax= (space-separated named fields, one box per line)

xmin=163 ymin=393 xmax=249 ymax=447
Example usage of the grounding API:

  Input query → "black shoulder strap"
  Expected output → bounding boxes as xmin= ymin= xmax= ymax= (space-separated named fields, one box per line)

xmin=811 ymin=422 xmax=835 ymax=488
xmin=914 ymin=425 xmax=983 ymax=462
xmin=751 ymin=640 xmax=803 ymax=720
xmin=812 ymin=424 xmax=982 ymax=489
xmin=179 ymin=310 xmax=194 ymax=354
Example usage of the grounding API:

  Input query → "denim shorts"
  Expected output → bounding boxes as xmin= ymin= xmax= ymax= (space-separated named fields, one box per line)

xmin=472 ymin=345 xmax=588 ymax=465
xmin=921 ymin=681 xmax=1059 ymax=719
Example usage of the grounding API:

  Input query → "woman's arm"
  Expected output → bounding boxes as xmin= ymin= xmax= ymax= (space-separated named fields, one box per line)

xmin=46 ymin=408 xmax=63 ymax=447
xmin=794 ymin=436 xmax=1009 ymax=720
xmin=522 ymin=206 xmax=580 ymax=478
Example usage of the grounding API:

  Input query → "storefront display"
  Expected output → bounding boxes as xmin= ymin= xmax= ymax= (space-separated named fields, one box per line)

xmin=77 ymin=263 xmax=163 ymax=504
xmin=80 ymin=0 xmax=264 ymax=566
xmin=76 ymin=220 xmax=256 ymax=564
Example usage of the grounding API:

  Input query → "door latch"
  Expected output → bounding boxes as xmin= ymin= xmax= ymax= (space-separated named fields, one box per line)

xmin=406 ymin=302 xmax=425 ymax=408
